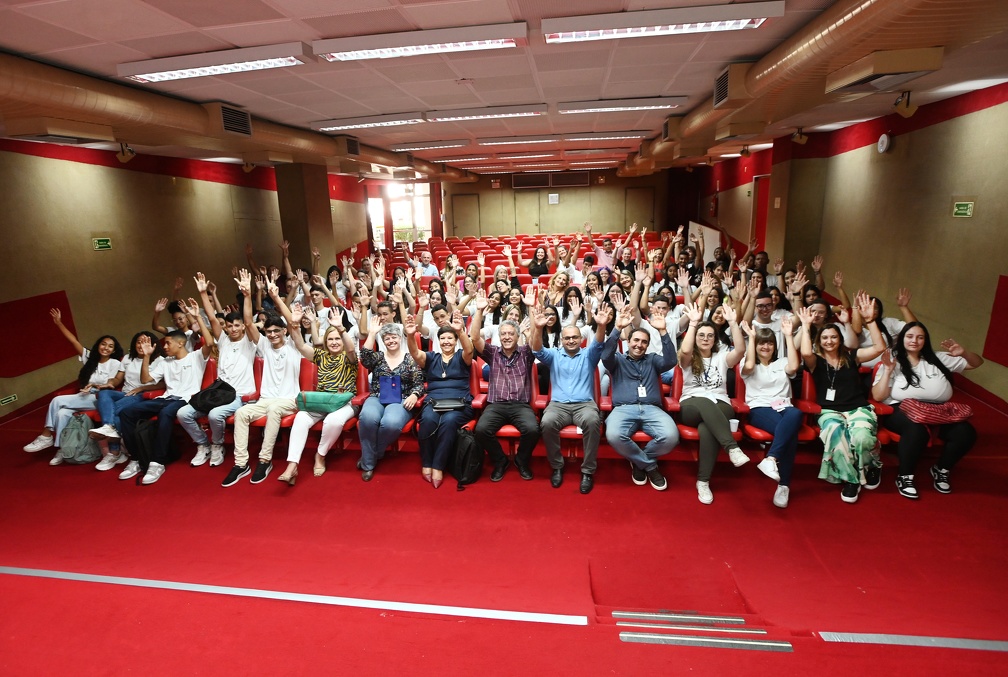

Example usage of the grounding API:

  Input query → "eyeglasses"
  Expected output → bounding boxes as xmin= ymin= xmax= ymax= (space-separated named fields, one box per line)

xmin=562 ymin=335 xmax=581 ymax=341
xmin=756 ymin=304 xmax=773 ymax=310
xmin=264 ymin=328 xmax=284 ymax=335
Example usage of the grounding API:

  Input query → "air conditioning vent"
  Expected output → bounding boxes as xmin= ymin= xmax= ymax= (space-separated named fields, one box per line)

xmin=550 ymin=171 xmax=589 ymax=187
xmin=345 ymin=137 xmax=360 ymax=156
xmin=512 ymin=173 xmax=550 ymax=189
xmin=713 ymin=63 xmax=752 ymax=109
xmin=825 ymin=48 xmax=944 ymax=94
xmin=220 ymin=105 xmax=252 ymax=136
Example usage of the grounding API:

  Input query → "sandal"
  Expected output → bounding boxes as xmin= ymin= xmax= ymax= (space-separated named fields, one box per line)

xmin=313 ymin=453 xmax=326 ymax=477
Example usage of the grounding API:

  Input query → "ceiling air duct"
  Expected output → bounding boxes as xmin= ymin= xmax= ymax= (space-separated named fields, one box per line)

xmin=825 ymin=47 xmax=944 ymax=94
xmin=3 ymin=117 xmax=116 ymax=145
xmin=713 ymin=63 xmax=753 ymax=109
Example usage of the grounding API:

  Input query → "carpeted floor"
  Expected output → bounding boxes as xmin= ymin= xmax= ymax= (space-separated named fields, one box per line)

xmin=2 ymin=387 xmax=1006 ymax=675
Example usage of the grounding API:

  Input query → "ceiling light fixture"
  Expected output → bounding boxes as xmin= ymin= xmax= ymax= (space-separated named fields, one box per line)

xmin=562 ymin=131 xmax=651 ymax=142
xmin=426 ymin=104 xmax=546 ymax=122
xmin=117 ymin=42 xmax=314 ymax=83
xmin=115 ymin=142 xmax=136 ymax=163
xmin=893 ymin=91 xmax=919 ymax=118
xmin=313 ymin=23 xmax=527 ymax=61
xmin=391 ymin=139 xmax=469 ymax=151
xmin=558 ymin=97 xmax=688 ymax=114
xmin=542 ymin=1 xmax=784 ymax=44
xmin=791 ymin=128 xmax=808 ymax=145
xmin=497 ymin=153 xmax=556 ymax=160
xmin=477 ymin=135 xmax=562 ymax=146
xmin=434 ymin=156 xmax=492 ymax=163
xmin=740 ymin=146 xmax=751 ymax=158
xmin=313 ymin=112 xmax=426 ymax=132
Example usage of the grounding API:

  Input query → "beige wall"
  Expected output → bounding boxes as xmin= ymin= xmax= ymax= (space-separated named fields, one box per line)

xmin=443 ymin=170 xmax=669 ymax=237
xmin=0 ymin=151 xmax=283 ymax=416
xmin=814 ymin=103 xmax=1008 ymax=399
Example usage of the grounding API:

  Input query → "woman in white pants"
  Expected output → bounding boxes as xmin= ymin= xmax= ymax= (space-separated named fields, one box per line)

xmin=24 ymin=309 xmax=123 ymax=465
xmin=279 ymin=305 xmax=359 ymax=484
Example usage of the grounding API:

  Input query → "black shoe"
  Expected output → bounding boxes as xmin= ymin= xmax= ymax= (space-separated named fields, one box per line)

xmin=550 ymin=467 xmax=563 ymax=488
xmin=490 ymin=460 xmax=508 ymax=482
xmin=841 ymin=482 xmax=861 ymax=503
xmin=250 ymin=460 xmax=272 ymax=484
xmin=896 ymin=474 xmax=919 ymax=499
xmin=221 ymin=464 xmax=250 ymax=487
xmin=579 ymin=473 xmax=594 ymax=495
xmin=930 ymin=465 xmax=951 ymax=494
xmin=630 ymin=462 xmax=647 ymax=486
xmin=864 ymin=465 xmax=881 ymax=490
xmin=646 ymin=467 xmax=667 ymax=491
xmin=516 ymin=462 xmax=533 ymax=481
xmin=361 ymin=469 xmax=374 ymax=482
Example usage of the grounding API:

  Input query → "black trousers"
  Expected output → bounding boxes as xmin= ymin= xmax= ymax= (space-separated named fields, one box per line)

xmin=473 ymin=401 xmax=540 ymax=466
xmin=885 ymin=404 xmax=977 ymax=475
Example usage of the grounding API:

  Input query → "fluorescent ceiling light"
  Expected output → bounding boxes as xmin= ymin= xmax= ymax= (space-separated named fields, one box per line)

xmin=569 ymin=161 xmax=618 ymax=166
xmin=313 ymin=112 xmax=425 ymax=132
xmin=563 ymin=131 xmax=650 ymax=142
xmin=497 ymin=153 xmax=556 ymax=160
xmin=118 ymin=42 xmax=313 ymax=83
xmin=391 ymin=139 xmax=469 ymax=151
xmin=564 ymin=147 xmax=627 ymax=156
xmin=477 ymin=135 xmax=562 ymax=146
xmin=558 ymin=97 xmax=687 ymax=114
xmin=314 ymin=23 xmax=527 ymax=61
xmin=426 ymin=104 xmax=546 ymax=122
xmin=435 ymin=156 xmax=491 ymax=163
xmin=542 ymin=1 xmax=784 ymax=43
xmin=720 ymin=153 xmax=741 ymax=158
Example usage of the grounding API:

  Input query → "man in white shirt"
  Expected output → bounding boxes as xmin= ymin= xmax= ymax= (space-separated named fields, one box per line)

xmin=118 ymin=300 xmax=214 ymax=485
xmin=177 ymin=271 xmax=258 ymax=469
xmin=222 ymin=282 xmax=302 ymax=487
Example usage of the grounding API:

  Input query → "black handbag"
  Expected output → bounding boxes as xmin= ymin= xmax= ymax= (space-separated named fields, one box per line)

xmin=431 ymin=398 xmax=467 ymax=412
xmin=188 ymin=379 xmax=236 ymax=412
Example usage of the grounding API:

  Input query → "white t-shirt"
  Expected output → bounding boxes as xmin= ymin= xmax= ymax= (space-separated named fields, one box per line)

xmin=639 ymin=318 xmax=676 ymax=356
xmin=119 ymin=354 xmax=161 ymax=392
xmin=256 ymin=335 xmax=302 ymax=399
xmin=159 ymin=350 xmax=208 ymax=400
xmin=858 ymin=316 xmax=906 ymax=368
xmin=741 ymin=358 xmax=794 ymax=409
xmin=680 ymin=350 xmax=731 ymax=404
xmin=873 ymin=352 xmax=967 ymax=405
xmin=752 ymin=309 xmax=792 ymax=356
xmin=215 ymin=332 xmax=258 ymax=396
xmin=81 ymin=348 xmax=121 ymax=387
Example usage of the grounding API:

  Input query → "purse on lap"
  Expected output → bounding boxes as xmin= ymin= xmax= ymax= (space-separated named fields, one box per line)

xmin=378 ymin=375 xmax=402 ymax=405
xmin=296 ymin=391 xmax=353 ymax=414
xmin=431 ymin=398 xmax=467 ymax=412
xmin=900 ymin=398 xmax=973 ymax=425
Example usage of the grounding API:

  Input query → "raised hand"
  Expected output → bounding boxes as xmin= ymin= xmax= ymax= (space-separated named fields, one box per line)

xmin=773 ymin=257 xmax=784 ymax=274
xmin=740 ymin=320 xmax=755 ymax=338
xmin=279 ymin=240 xmax=290 ymax=257
xmin=634 ymin=267 xmax=647 ymax=283
xmin=390 ymin=289 xmax=404 ymax=306
xmin=417 ymin=292 xmax=430 ymax=310
xmin=444 ymin=285 xmax=458 ymax=305
xmin=721 ymin=304 xmax=738 ymax=323
xmin=50 ymin=308 xmax=62 ymax=324
xmin=269 ymin=266 xmax=280 ymax=283
xmin=583 ymin=221 xmax=593 ymax=233
xmin=880 ymin=347 xmax=895 ymax=368
xmin=795 ymin=305 xmax=813 ymax=327
xmin=837 ymin=307 xmax=850 ymax=325
xmin=896 ymin=287 xmax=912 ymax=307
xmin=676 ymin=268 xmax=691 ymax=291
xmin=173 ymin=277 xmax=184 ymax=295
xmin=330 ymin=305 xmax=344 ymax=328
xmin=811 ymin=255 xmax=823 ymax=273
xmin=184 ymin=297 xmax=200 ymax=317
xmin=266 ymin=280 xmax=279 ymax=298
xmin=193 ymin=273 xmax=208 ymax=293
xmin=684 ymin=301 xmax=703 ymax=325
xmin=350 ymin=244 xmax=357 ymax=256
xmin=206 ymin=281 xmax=217 ymax=295
xmin=137 ymin=334 xmax=154 ymax=357
xmin=593 ymin=303 xmax=614 ymax=327
xmin=341 ymin=255 xmax=352 ymax=268
xmin=450 ymin=310 xmax=465 ymax=333
xmin=789 ymin=272 xmax=808 ymax=295
xmin=477 ymin=252 xmax=485 ymax=267
xmin=290 ymin=303 xmax=304 ymax=326
xmin=311 ymin=246 xmax=320 ymax=261
xmin=235 ymin=269 xmax=252 ymax=296
xmin=522 ymin=284 xmax=538 ymax=308
xmin=474 ymin=289 xmax=488 ymax=310
xmin=649 ymin=306 xmax=667 ymax=332
xmin=569 ymin=296 xmax=583 ymax=319
xmin=154 ymin=297 xmax=168 ymax=312
xmin=403 ymin=313 xmax=417 ymax=336
xmin=795 ymin=259 xmax=806 ymax=275
xmin=855 ymin=290 xmax=874 ymax=320
xmin=530 ymin=305 xmax=548 ymax=328
xmin=231 ymin=265 xmax=239 ymax=280
xmin=502 ymin=244 xmax=512 ymax=258
xmin=303 ymin=305 xmax=317 ymax=322
xmin=833 ymin=271 xmax=844 ymax=288
xmin=519 ymin=316 xmax=531 ymax=334
xmin=311 ymin=274 xmax=325 ymax=287
xmin=611 ymin=293 xmax=627 ymax=313
xmin=614 ymin=303 xmax=633 ymax=330
xmin=781 ymin=315 xmax=794 ymax=335
xmin=629 ymin=222 xmax=639 ymax=234
xmin=940 ymin=338 xmax=964 ymax=356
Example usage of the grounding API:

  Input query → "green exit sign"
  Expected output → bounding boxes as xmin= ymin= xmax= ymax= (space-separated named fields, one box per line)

xmin=952 ymin=202 xmax=974 ymax=218
xmin=92 ymin=237 xmax=112 ymax=251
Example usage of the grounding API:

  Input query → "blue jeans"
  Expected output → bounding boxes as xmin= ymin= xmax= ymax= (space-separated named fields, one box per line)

xmin=358 ymin=397 xmax=413 ymax=471
xmin=747 ymin=406 xmax=804 ymax=486
xmin=176 ymin=395 xmax=243 ymax=446
xmin=96 ymin=390 xmax=142 ymax=430
xmin=604 ymin=404 xmax=680 ymax=471
xmin=118 ymin=397 xmax=188 ymax=464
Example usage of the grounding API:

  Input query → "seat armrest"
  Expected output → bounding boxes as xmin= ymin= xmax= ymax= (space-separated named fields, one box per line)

xmin=795 ymin=400 xmax=821 ymax=415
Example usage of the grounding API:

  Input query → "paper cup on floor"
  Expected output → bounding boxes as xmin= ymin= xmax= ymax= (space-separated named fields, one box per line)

xmin=729 ymin=419 xmax=739 ymax=433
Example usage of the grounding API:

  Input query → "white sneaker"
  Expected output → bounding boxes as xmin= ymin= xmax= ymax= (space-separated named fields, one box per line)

xmin=190 ymin=444 xmax=211 ymax=467
xmin=95 ymin=452 xmax=128 ymax=471
xmin=696 ymin=480 xmax=714 ymax=505
xmin=49 ymin=452 xmax=64 ymax=466
xmin=89 ymin=424 xmax=120 ymax=439
xmin=24 ymin=435 xmax=54 ymax=452
xmin=118 ymin=460 xmax=140 ymax=480
xmin=757 ymin=456 xmax=781 ymax=481
xmin=727 ymin=447 xmax=750 ymax=468
xmin=773 ymin=485 xmax=790 ymax=508
xmin=209 ymin=444 xmax=225 ymax=467
xmin=142 ymin=462 xmax=166 ymax=485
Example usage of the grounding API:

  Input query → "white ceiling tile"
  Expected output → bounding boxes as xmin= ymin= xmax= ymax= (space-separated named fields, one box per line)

xmin=450 ymin=54 xmax=532 ymax=78
xmin=302 ymin=8 xmax=414 ymax=37
xmin=17 ymin=0 xmax=191 ymax=41
xmin=400 ymin=0 xmax=513 ymax=29
xmin=0 ymin=9 xmax=94 ymax=53
xmin=267 ymin=0 xmax=395 ymax=16
xmin=119 ymin=32 xmax=234 ymax=58
xmin=37 ymin=42 xmax=150 ymax=75
xmin=148 ymin=0 xmax=285 ymax=27
xmin=205 ymin=19 xmax=313 ymax=45
xmin=537 ymin=68 xmax=605 ymax=89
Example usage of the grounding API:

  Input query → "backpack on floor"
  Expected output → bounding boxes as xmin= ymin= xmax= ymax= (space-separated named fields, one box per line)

xmin=59 ymin=413 xmax=102 ymax=464
xmin=448 ymin=427 xmax=484 ymax=491
xmin=132 ymin=418 xmax=180 ymax=485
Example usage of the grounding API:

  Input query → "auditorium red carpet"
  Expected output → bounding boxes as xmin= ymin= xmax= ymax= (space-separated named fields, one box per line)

xmin=1 ymin=387 xmax=1006 ymax=675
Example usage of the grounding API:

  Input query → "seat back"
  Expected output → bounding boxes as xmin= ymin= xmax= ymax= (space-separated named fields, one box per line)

xmin=201 ymin=358 xmax=218 ymax=389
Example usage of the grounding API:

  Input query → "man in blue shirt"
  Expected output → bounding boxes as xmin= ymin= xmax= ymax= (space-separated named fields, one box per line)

xmin=602 ymin=305 xmax=680 ymax=490
xmin=530 ymin=304 xmax=613 ymax=494
xmin=404 ymin=245 xmax=439 ymax=277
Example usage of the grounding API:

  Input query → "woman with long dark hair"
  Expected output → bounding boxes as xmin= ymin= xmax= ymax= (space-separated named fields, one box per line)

xmin=872 ymin=322 xmax=983 ymax=498
xmin=797 ymin=292 xmax=886 ymax=504
xmin=25 ymin=309 xmax=124 ymax=465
